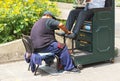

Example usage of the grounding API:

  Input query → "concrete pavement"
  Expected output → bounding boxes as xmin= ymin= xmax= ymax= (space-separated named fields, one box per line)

xmin=0 ymin=59 xmax=120 ymax=81
xmin=0 ymin=3 xmax=120 ymax=81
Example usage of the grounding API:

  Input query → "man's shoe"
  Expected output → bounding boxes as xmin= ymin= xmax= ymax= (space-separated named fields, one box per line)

xmin=69 ymin=68 xmax=80 ymax=73
xmin=65 ymin=33 xmax=76 ymax=39
xmin=56 ymin=32 xmax=65 ymax=36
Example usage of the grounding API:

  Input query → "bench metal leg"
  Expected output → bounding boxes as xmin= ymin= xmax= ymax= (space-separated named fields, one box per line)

xmin=55 ymin=55 xmax=63 ymax=71
xmin=55 ymin=55 xmax=60 ymax=71
xmin=28 ymin=63 xmax=31 ymax=71
xmin=34 ymin=65 xmax=39 ymax=75
xmin=63 ymin=36 xmax=66 ymax=44
xmin=72 ymin=39 xmax=74 ymax=53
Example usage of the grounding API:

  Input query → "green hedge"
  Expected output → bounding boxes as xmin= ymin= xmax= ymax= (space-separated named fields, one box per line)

xmin=50 ymin=0 xmax=73 ymax=3
xmin=0 ymin=0 xmax=60 ymax=43
xmin=116 ymin=0 xmax=120 ymax=7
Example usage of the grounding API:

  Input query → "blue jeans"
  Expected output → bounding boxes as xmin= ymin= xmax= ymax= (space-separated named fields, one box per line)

xmin=66 ymin=9 xmax=94 ymax=34
xmin=36 ymin=42 xmax=75 ymax=71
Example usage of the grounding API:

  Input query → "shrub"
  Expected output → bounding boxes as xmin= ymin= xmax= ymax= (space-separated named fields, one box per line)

xmin=50 ymin=0 xmax=73 ymax=3
xmin=116 ymin=0 xmax=120 ymax=7
xmin=0 ymin=0 xmax=60 ymax=43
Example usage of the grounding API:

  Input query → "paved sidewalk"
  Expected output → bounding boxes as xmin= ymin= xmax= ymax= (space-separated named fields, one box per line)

xmin=0 ymin=58 xmax=120 ymax=81
xmin=0 ymin=3 xmax=120 ymax=81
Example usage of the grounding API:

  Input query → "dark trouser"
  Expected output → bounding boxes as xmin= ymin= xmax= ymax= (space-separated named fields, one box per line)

xmin=66 ymin=9 xmax=94 ymax=34
xmin=34 ymin=42 xmax=75 ymax=71
xmin=66 ymin=9 xmax=83 ymax=31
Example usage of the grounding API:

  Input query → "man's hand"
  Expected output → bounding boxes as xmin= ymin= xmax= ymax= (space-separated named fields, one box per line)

xmin=58 ymin=23 xmax=71 ymax=34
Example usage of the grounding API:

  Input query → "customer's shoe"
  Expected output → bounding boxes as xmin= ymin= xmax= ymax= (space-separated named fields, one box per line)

xmin=56 ymin=32 xmax=65 ymax=36
xmin=65 ymin=33 xmax=76 ymax=39
xmin=69 ymin=68 xmax=80 ymax=73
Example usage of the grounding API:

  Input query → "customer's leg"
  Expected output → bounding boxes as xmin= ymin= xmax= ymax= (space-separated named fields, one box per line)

xmin=73 ymin=10 xmax=94 ymax=34
xmin=56 ymin=9 xmax=82 ymax=36
xmin=66 ymin=9 xmax=82 ymax=31
xmin=65 ymin=10 xmax=93 ymax=39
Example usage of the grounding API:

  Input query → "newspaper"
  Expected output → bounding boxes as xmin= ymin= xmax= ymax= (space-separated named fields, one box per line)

xmin=74 ymin=0 xmax=92 ymax=5
xmin=73 ymin=0 xmax=86 ymax=8
xmin=74 ymin=0 xmax=85 ymax=5
xmin=73 ymin=0 xmax=92 ymax=8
